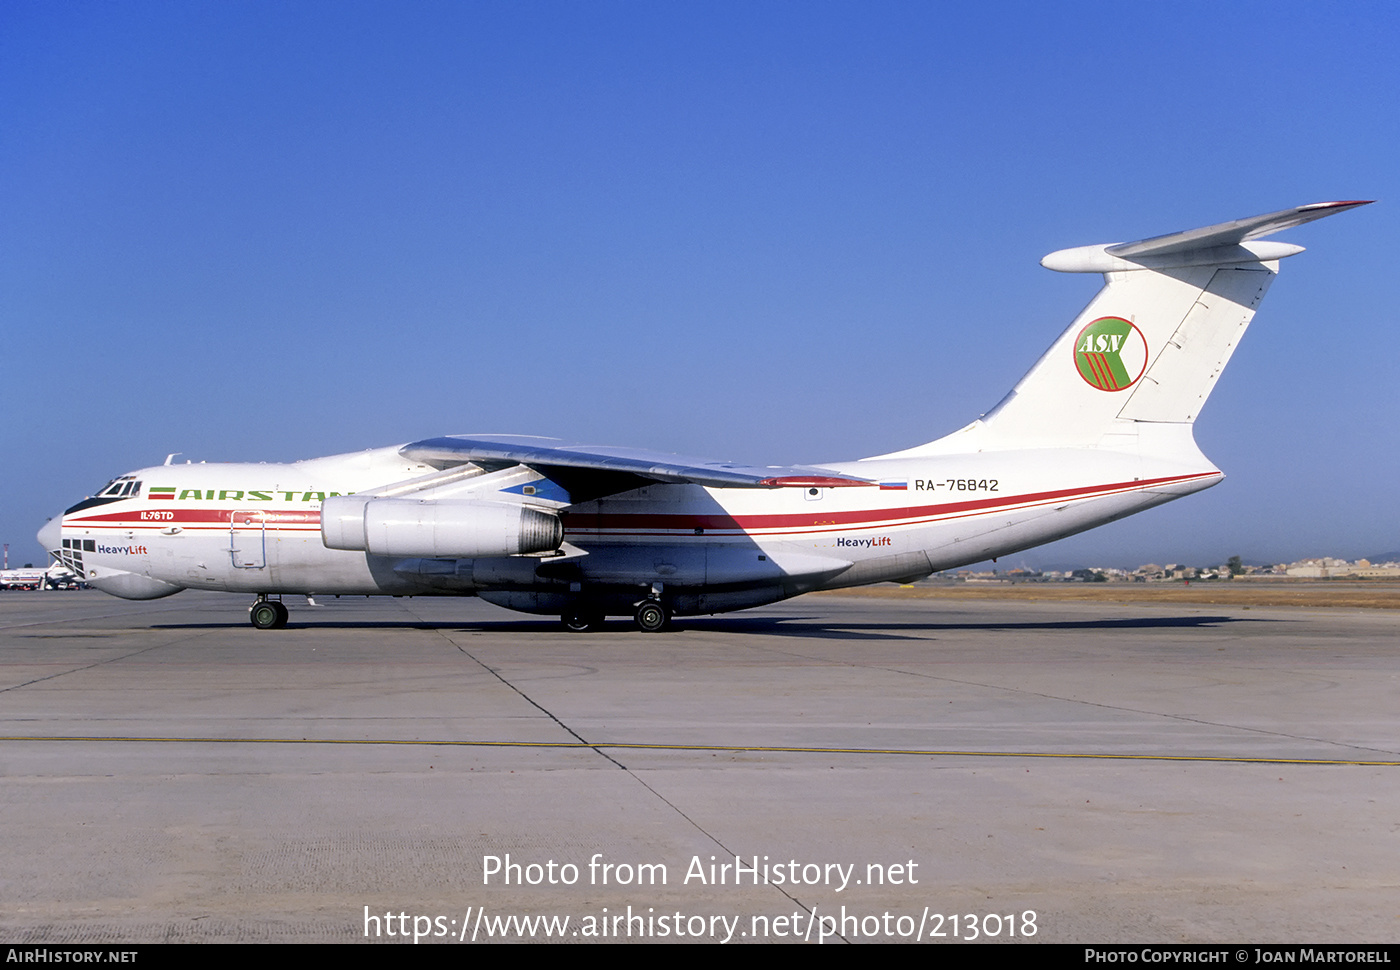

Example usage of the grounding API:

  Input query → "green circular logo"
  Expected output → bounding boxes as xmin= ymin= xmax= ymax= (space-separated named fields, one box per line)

xmin=1073 ymin=317 xmax=1147 ymax=391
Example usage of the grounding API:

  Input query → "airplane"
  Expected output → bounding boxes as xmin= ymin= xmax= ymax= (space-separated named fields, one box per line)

xmin=0 ymin=563 xmax=79 ymax=591
xmin=38 ymin=201 xmax=1369 ymax=632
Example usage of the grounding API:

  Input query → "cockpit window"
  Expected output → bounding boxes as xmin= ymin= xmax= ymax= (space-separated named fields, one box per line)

xmin=96 ymin=476 xmax=140 ymax=498
xmin=65 ymin=475 xmax=141 ymax=516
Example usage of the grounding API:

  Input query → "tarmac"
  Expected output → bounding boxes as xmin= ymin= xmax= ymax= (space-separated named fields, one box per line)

xmin=1 ymin=589 xmax=1397 ymax=943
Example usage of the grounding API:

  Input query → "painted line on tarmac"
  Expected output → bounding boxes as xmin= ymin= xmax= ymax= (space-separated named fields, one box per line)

xmin=2 ymin=735 xmax=1397 ymax=766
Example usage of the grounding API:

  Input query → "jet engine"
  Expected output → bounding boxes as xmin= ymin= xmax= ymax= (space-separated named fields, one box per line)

xmin=321 ymin=496 xmax=563 ymax=559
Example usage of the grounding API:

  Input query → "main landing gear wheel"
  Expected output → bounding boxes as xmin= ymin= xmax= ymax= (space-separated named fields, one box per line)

xmin=633 ymin=600 xmax=670 ymax=633
xmin=561 ymin=609 xmax=604 ymax=632
xmin=250 ymin=599 xmax=288 ymax=630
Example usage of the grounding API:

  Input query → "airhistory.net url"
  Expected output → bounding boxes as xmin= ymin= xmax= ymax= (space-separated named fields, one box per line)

xmin=363 ymin=905 xmax=1038 ymax=942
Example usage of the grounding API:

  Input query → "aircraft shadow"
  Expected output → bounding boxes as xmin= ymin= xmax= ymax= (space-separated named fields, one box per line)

xmin=151 ymin=613 xmax=1258 ymax=641
xmin=667 ymin=613 xmax=1257 ymax=641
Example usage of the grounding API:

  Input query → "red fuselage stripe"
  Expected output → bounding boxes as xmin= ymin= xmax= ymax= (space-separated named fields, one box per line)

xmin=65 ymin=472 xmax=1217 ymax=539
xmin=573 ymin=472 xmax=1215 ymax=532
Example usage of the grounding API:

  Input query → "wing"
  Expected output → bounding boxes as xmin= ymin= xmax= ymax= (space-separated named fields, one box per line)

xmin=398 ymin=434 xmax=872 ymax=500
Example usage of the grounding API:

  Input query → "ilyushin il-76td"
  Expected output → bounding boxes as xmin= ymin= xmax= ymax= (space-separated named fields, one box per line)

xmin=40 ymin=202 xmax=1368 ymax=631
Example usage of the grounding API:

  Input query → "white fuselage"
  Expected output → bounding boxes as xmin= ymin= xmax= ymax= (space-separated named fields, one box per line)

xmin=49 ymin=441 xmax=1220 ymax=616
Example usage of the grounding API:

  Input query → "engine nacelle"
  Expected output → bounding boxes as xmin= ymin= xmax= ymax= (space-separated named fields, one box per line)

xmin=322 ymin=496 xmax=563 ymax=559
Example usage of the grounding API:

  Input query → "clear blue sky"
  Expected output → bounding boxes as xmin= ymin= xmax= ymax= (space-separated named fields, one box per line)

xmin=3 ymin=1 xmax=1396 ymax=568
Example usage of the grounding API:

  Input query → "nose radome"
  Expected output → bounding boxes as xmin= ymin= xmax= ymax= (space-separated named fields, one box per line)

xmin=37 ymin=517 xmax=61 ymax=557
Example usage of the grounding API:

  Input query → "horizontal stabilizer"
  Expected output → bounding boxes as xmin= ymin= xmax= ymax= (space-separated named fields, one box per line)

xmin=1107 ymin=201 xmax=1371 ymax=259
xmin=1042 ymin=201 xmax=1372 ymax=274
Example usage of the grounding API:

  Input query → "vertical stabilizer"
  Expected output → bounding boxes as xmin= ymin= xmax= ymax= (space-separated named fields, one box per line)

xmin=883 ymin=202 xmax=1369 ymax=458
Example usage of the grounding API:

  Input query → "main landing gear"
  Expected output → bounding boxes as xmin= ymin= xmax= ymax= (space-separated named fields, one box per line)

xmin=559 ymin=599 xmax=672 ymax=633
xmin=560 ymin=608 xmax=605 ymax=632
xmin=633 ymin=599 xmax=670 ymax=633
xmin=249 ymin=596 xmax=288 ymax=630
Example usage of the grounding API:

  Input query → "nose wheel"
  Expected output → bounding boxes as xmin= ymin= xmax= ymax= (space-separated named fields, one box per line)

xmin=249 ymin=598 xmax=288 ymax=630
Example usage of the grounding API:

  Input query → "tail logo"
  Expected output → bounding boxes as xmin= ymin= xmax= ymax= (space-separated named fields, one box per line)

xmin=1073 ymin=317 xmax=1148 ymax=391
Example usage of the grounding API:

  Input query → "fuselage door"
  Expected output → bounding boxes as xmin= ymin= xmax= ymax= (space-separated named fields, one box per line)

xmin=230 ymin=511 xmax=266 ymax=569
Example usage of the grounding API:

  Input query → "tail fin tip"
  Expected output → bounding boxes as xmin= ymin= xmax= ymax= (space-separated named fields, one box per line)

xmin=1043 ymin=200 xmax=1372 ymax=273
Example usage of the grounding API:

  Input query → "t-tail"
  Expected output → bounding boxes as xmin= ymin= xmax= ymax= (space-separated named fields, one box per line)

xmin=886 ymin=201 xmax=1371 ymax=461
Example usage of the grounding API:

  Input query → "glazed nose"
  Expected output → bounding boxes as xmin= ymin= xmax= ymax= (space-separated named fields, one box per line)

xmin=37 ymin=516 xmax=61 ymax=557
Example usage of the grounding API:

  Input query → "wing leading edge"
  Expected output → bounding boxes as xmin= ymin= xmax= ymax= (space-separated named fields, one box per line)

xmin=399 ymin=435 xmax=873 ymax=492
